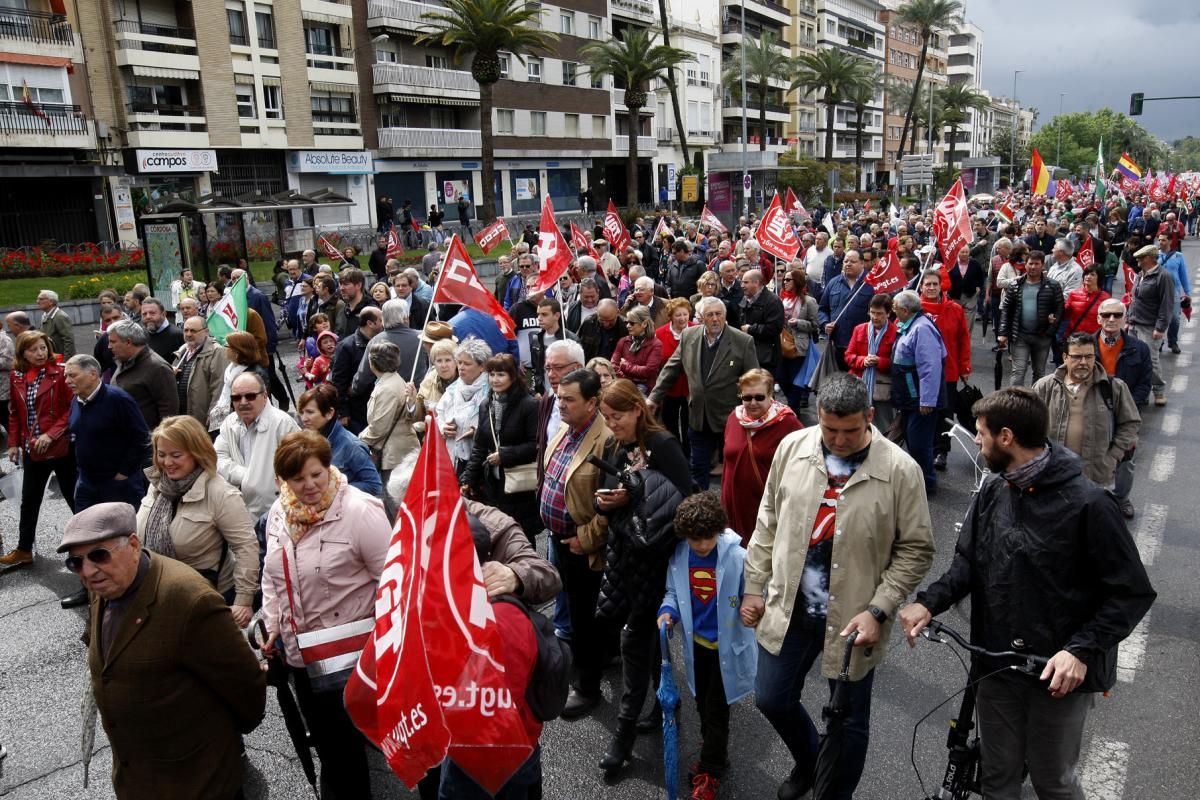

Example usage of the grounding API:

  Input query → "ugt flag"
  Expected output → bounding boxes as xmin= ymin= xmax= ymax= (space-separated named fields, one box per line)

xmin=756 ymin=191 xmax=800 ymax=262
xmin=530 ymin=195 xmax=572 ymax=295
xmin=434 ymin=236 xmax=517 ymax=339
xmin=474 ymin=218 xmax=509 ymax=255
xmin=205 ymin=273 xmax=247 ymax=345
xmin=933 ymin=178 xmax=972 ymax=269
xmin=603 ymin=199 xmax=632 ymax=254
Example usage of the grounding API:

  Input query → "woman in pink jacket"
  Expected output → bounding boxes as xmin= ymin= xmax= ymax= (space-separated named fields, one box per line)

xmin=260 ymin=430 xmax=390 ymax=800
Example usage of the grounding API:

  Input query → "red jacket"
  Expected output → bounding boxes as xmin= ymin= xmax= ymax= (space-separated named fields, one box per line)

xmin=654 ymin=322 xmax=693 ymax=397
xmin=493 ymin=601 xmax=542 ymax=743
xmin=844 ymin=320 xmax=897 ymax=377
xmin=9 ymin=362 xmax=72 ymax=461
xmin=920 ymin=299 xmax=971 ymax=382
xmin=1063 ymin=288 xmax=1110 ymax=336
xmin=611 ymin=334 xmax=663 ymax=391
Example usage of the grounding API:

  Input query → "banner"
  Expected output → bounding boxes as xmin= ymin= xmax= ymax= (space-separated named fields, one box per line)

xmin=700 ymin=204 xmax=727 ymax=234
xmin=1055 ymin=179 xmax=1074 ymax=201
xmin=602 ymin=199 xmax=632 ymax=254
xmin=570 ymin=222 xmax=599 ymax=260
xmin=531 ymin=195 xmax=572 ymax=295
xmin=318 ymin=234 xmax=346 ymax=264
xmin=932 ymin=178 xmax=973 ymax=269
xmin=653 ymin=216 xmax=673 ymax=240
xmin=434 ymin=236 xmax=517 ymax=339
xmin=756 ymin=192 xmax=801 ymax=262
xmin=387 ymin=224 xmax=405 ymax=259
xmin=474 ymin=218 xmax=509 ymax=255
xmin=865 ymin=248 xmax=905 ymax=294
xmin=784 ymin=187 xmax=800 ymax=214
xmin=205 ymin=273 xmax=248 ymax=345
xmin=1077 ymin=237 xmax=1095 ymax=269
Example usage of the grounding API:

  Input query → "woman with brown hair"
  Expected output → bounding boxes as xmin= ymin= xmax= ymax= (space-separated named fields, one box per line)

xmin=610 ymin=305 xmax=664 ymax=396
xmin=260 ymin=430 xmax=390 ymax=799
xmin=296 ymin=383 xmax=382 ymax=498
xmin=720 ymin=368 xmax=802 ymax=544
xmin=0 ymin=331 xmax=75 ymax=569
xmin=209 ymin=331 xmax=267 ymax=429
xmin=654 ymin=297 xmax=695 ymax=453
xmin=136 ymin=415 xmax=259 ymax=625
xmin=779 ymin=268 xmax=820 ymax=411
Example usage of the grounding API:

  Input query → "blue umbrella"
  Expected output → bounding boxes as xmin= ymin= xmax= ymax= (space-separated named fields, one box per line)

xmin=656 ymin=625 xmax=680 ymax=799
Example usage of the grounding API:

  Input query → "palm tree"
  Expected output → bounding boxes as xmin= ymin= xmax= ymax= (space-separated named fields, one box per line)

xmin=656 ymin=0 xmax=690 ymax=166
xmin=937 ymin=83 xmax=988 ymax=169
xmin=418 ymin=0 xmax=557 ymax=223
xmin=721 ymin=30 xmax=792 ymax=151
xmin=843 ymin=77 xmax=878 ymax=190
xmin=581 ymin=28 xmax=692 ymax=209
xmin=894 ymin=0 xmax=962 ymax=161
xmin=791 ymin=49 xmax=875 ymax=163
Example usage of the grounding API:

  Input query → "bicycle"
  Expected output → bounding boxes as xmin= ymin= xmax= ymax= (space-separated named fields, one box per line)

xmin=910 ymin=620 xmax=1048 ymax=800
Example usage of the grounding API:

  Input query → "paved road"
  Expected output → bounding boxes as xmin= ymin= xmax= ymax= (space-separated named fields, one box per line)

xmin=1 ymin=245 xmax=1198 ymax=799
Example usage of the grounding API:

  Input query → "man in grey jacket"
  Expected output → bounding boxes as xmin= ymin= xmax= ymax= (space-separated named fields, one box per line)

xmin=1126 ymin=243 xmax=1175 ymax=405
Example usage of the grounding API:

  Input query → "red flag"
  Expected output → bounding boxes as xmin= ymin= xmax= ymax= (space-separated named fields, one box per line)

xmin=653 ymin=216 xmax=672 ymax=240
xmin=386 ymin=224 xmax=405 ymax=258
xmin=756 ymin=192 xmax=800 ymax=262
xmin=1119 ymin=174 xmax=1140 ymax=195
xmin=603 ymin=199 xmax=632 ymax=254
xmin=932 ymin=178 xmax=973 ymax=269
xmin=1121 ymin=260 xmax=1137 ymax=305
xmin=411 ymin=216 xmax=422 ymax=233
xmin=434 ymin=236 xmax=517 ymax=338
xmin=863 ymin=200 xmax=871 ymax=213
xmin=1055 ymin=180 xmax=1073 ymax=201
xmin=1077 ymin=238 xmax=1095 ymax=269
xmin=531 ymin=195 xmax=572 ymax=295
xmin=318 ymin=234 xmax=343 ymax=262
xmin=865 ymin=248 xmax=905 ymax=294
xmin=570 ymin=222 xmax=599 ymax=260
xmin=1167 ymin=175 xmax=1178 ymax=198
xmin=997 ymin=194 xmax=1017 ymax=223
xmin=785 ymin=187 xmax=800 ymax=213
xmin=474 ymin=217 xmax=509 ymax=255
xmin=700 ymin=204 xmax=727 ymax=234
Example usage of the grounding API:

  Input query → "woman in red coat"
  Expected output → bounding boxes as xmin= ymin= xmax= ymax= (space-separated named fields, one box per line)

xmin=0 ymin=331 xmax=76 ymax=568
xmin=611 ymin=305 xmax=663 ymax=396
xmin=721 ymin=368 xmax=802 ymax=545
xmin=1062 ymin=266 xmax=1110 ymax=337
xmin=845 ymin=294 xmax=898 ymax=432
xmin=654 ymin=298 xmax=694 ymax=453
xmin=918 ymin=269 xmax=971 ymax=470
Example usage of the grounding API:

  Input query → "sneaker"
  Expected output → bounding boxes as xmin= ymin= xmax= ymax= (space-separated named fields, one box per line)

xmin=1120 ymin=499 xmax=1135 ymax=520
xmin=934 ymin=452 xmax=948 ymax=471
xmin=0 ymin=549 xmax=33 ymax=571
xmin=691 ymin=772 xmax=721 ymax=800
xmin=1154 ymin=392 xmax=1167 ymax=407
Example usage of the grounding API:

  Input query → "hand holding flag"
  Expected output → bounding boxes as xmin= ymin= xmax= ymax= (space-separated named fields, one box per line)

xmin=531 ymin=195 xmax=572 ymax=295
xmin=434 ymin=236 xmax=517 ymax=339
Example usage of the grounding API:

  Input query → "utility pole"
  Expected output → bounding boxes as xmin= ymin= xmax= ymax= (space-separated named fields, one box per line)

xmin=1010 ymin=69 xmax=1023 ymax=188
xmin=740 ymin=0 xmax=748 ymax=219
xmin=1056 ymin=92 xmax=1065 ymax=164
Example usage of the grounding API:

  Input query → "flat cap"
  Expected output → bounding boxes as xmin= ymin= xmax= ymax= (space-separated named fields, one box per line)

xmin=1134 ymin=244 xmax=1160 ymax=259
xmin=57 ymin=502 xmax=137 ymax=553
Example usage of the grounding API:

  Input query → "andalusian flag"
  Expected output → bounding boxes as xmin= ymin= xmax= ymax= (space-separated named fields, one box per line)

xmin=1116 ymin=152 xmax=1143 ymax=181
xmin=1096 ymin=139 xmax=1107 ymax=201
xmin=206 ymin=273 xmax=248 ymax=345
xmin=1030 ymin=147 xmax=1051 ymax=196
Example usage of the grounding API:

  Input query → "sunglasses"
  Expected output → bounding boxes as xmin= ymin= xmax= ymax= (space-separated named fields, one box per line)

xmin=740 ymin=394 xmax=768 ymax=402
xmin=65 ymin=541 xmax=127 ymax=574
xmin=230 ymin=392 xmax=261 ymax=403
xmin=1099 ymin=311 xmax=1124 ymax=319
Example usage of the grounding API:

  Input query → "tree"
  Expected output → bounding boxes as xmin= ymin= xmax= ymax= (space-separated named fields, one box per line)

xmin=777 ymin=152 xmax=856 ymax=202
xmin=1170 ymin=136 xmax=1200 ymax=172
xmin=418 ymin=0 xmax=557 ymax=223
xmin=791 ymin=49 xmax=875 ymax=163
xmin=843 ymin=78 xmax=878 ymax=190
xmin=987 ymin=124 xmax=1030 ymax=180
xmin=894 ymin=0 xmax=962 ymax=161
xmin=581 ymin=28 xmax=693 ymax=208
xmin=1030 ymin=108 xmax=1166 ymax=177
xmin=937 ymin=83 xmax=988 ymax=169
xmin=721 ymin=31 xmax=792 ymax=151
xmin=656 ymin=0 xmax=689 ymax=166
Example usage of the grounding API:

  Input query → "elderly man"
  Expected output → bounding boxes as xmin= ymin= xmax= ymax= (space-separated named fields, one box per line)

xmin=666 ymin=240 xmax=704 ymax=299
xmin=578 ymin=298 xmax=627 ymax=362
xmin=565 ymin=277 xmax=601 ymax=334
xmin=1047 ymin=239 xmax=1083 ymax=298
xmin=1126 ymin=244 xmax=1175 ymax=405
xmin=1154 ymin=232 xmax=1191 ymax=354
xmin=139 ymin=298 xmax=183 ymax=363
xmin=891 ymin=290 xmax=948 ymax=495
xmin=804 ymin=231 xmax=834 ymax=298
xmin=997 ymin=250 xmax=1064 ymax=387
xmin=109 ymin=319 xmax=177 ymax=431
xmin=743 ymin=373 xmax=934 ymax=800
xmin=350 ymin=299 xmax=425 ymax=401
xmin=65 ymin=353 xmax=150 ymax=508
xmin=282 ymin=259 xmax=312 ymax=338
xmin=172 ymin=315 xmax=228 ymax=431
xmin=37 ymin=289 xmax=74 ymax=358
xmin=574 ymin=254 xmax=611 ymax=301
xmin=215 ymin=371 xmax=299 ymax=519
xmin=595 ymin=238 xmax=621 ymax=279
xmin=649 ymin=296 xmax=758 ymax=490
xmin=331 ymin=305 xmax=383 ymax=433
xmin=738 ymin=269 xmax=785 ymax=372
xmin=6 ymin=310 xmax=31 ymax=338
xmin=64 ymin=502 xmax=266 ymax=800
xmin=1096 ymin=298 xmax=1153 ymax=520
xmin=621 ymin=276 xmax=669 ymax=328
xmin=493 ymin=254 xmax=515 ymax=303
xmin=504 ymin=253 xmax=537 ymax=311
xmin=819 ymin=249 xmax=875 ymax=369
xmin=176 ymin=296 xmax=200 ymax=323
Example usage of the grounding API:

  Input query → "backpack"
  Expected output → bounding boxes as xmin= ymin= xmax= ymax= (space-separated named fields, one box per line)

xmin=492 ymin=595 xmax=573 ymax=721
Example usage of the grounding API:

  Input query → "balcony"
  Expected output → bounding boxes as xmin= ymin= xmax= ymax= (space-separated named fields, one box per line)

xmin=372 ymin=63 xmax=479 ymax=103
xmin=367 ymin=0 xmax=442 ymax=33
xmin=378 ymin=126 xmax=480 ymax=155
xmin=741 ymin=0 xmax=790 ymax=26
xmin=610 ymin=0 xmax=655 ymax=22
xmin=796 ymin=0 xmax=815 ymax=17
xmin=613 ymin=134 xmax=657 ymax=153
xmin=301 ymin=0 xmax=353 ymax=24
xmin=124 ymin=101 xmax=208 ymax=146
xmin=613 ymin=88 xmax=655 ymax=114
xmin=307 ymin=44 xmax=357 ymax=85
xmin=0 ymin=7 xmax=81 ymax=61
xmin=722 ymin=99 xmax=790 ymax=122
xmin=720 ymin=20 xmax=788 ymax=51
xmin=0 ymin=101 xmax=95 ymax=148
xmin=114 ymin=20 xmax=200 ymax=75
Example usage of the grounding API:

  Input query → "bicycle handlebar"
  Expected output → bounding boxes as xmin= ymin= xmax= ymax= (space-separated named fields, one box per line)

xmin=922 ymin=620 xmax=1049 ymax=674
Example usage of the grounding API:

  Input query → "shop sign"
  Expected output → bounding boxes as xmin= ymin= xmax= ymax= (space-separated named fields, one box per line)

xmin=135 ymin=149 xmax=218 ymax=173
xmin=288 ymin=150 xmax=375 ymax=175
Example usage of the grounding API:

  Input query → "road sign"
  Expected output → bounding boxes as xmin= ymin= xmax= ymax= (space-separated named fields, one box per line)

xmin=1130 ymin=92 xmax=1144 ymax=116
xmin=827 ymin=169 xmax=840 ymax=191
xmin=667 ymin=164 xmax=677 ymax=194
xmin=681 ymin=175 xmax=699 ymax=202
xmin=743 ymin=173 xmax=752 ymax=192
xmin=900 ymin=153 xmax=935 ymax=186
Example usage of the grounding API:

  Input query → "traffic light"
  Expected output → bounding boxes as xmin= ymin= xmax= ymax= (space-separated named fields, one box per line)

xmin=1130 ymin=92 xmax=1144 ymax=116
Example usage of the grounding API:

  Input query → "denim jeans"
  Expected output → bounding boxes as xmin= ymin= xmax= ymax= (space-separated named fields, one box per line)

xmin=688 ymin=426 xmax=724 ymax=491
xmin=1167 ymin=300 xmax=1182 ymax=349
xmin=1009 ymin=334 xmax=1052 ymax=387
xmin=545 ymin=541 xmax=572 ymax=640
xmin=754 ymin=613 xmax=876 ymax=800
xmin=439 ymin=747 xmax=542 ymax=800
xmin=902 ymin=409 xmax=939 ymax=492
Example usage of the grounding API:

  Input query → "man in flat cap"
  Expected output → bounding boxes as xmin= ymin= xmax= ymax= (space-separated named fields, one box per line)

xmin=1126 ymin=244 xmax=1175 ymax=406
xmin=63 ymin=502 xmax=265 ymax=800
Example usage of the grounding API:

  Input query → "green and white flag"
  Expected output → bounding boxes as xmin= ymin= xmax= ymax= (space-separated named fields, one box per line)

xmin=206 ymin=273 xmax=248 ymax=345
xmin=1096 ymin=138 xmax=1107 ymax=202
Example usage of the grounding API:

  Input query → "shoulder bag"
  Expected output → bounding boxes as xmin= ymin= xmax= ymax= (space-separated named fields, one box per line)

xmin=492 ymin=404 xmax=537 ymax=494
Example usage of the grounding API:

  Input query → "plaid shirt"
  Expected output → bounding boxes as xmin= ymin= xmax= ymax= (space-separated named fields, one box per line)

xmin=539 ymin=414 xmax=597 ymax=538
xmin=24 ymin=368 xmax=45 ymax=443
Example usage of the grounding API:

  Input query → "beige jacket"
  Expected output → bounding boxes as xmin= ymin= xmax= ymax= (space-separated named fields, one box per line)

xmin=172 ymin=336 xmax=229 ymax=431
xmin=136 ymin=470 xmax=260 ymax=607
xmin=358 ymin=371 xmax=421 ymax=470
xmin=542 ymin=415 xmax=612 ymax=571
xmin=1032 ymin=363 xmax=1140 ymax=485
xmin=745 ymin=426 xmax=935 ymax=680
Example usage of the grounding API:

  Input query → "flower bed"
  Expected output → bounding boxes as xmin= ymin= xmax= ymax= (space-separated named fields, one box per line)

xmin=0 ymin=244 xmax=145 ymax=279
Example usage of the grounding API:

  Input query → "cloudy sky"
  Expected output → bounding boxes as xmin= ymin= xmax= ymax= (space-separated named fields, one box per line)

xmin=965 ymin=0 xmax=1199 ymax=144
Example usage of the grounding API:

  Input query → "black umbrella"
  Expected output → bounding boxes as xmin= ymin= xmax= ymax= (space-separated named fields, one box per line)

xmin=811 ymin=631 xmax=859 ymax=800
xmin=992 ymin=345 xmax=1006 ymax=391
xmin=251 ymin=619 xmax=320 ymax=798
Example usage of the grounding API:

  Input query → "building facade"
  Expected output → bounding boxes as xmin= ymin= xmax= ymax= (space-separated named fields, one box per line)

xmin=785 ymin=0 xmax=818 ymax=157
xmin=878 ymin=3 xmax=947 ymax=188
xmin=814 ymin=0 xmax=884 ymax=189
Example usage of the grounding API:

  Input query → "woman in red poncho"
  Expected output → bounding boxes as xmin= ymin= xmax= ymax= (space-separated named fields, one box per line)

xmin=919 ymin=269 xmax=971 ymax=471
xmin=720 ymin=368 xmax=802 ymax=545
xmin=654 ymin=297 xmax=695 ymax=455
xmin=1062 ymin=265 xmax=1110 ymax=337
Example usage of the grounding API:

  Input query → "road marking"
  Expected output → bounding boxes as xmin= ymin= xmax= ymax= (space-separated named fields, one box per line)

xmin=1149 ymin=447 xmax=1174 ymax=482
xmin=1171 ymin=374 xmax=1188 ymax=394
xmin=1117 ymin=611 xmax=1152 ymax=683
xmin=1182 ymin=331 xmax=1196 ymax=345
xmin=1162 ymin=410 xmax=1181 ymax=435
xmin=1134 ymin=503 xmax=1167 ymax=566
xmin=1178 ymin=352 xmax=1193 ymax=368
xmin=1189 ymin=316 xmax=1198 ymax=329
xmin=1081 ymin=736 xmax=1131 ymax=800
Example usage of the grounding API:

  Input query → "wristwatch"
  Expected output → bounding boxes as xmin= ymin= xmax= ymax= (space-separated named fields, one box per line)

xmin=867 ymin=605 xmax=888 ymax=624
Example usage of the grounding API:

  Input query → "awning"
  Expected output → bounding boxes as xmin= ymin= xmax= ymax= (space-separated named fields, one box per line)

xmin=130 ymin=65 xmax=200 ymax=80
xmin=261 ymin=76 xmax=282 ymax=87
xmin=309 ymin=80 xmax=357 ymax=94
xmin=388 ymin=94 xmax=478 ymax=107
xmin=300 ymin=8 xmax=351 ymax=25
xmin=0 ymin=53 xmax=71 ymax=68
xmin=234 ymin=74 xmax=255 ymax=85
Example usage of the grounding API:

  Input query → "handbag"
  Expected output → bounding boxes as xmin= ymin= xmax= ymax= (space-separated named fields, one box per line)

xmin=490 ymin=401 xmax=537 ymax=493
xmin=953 ymin=378 xmax=984 ymax=430
xmin=280 ymin=543 xmax=372 ymax=693
xmin=779 ymin=329 xmax=799 ymax=360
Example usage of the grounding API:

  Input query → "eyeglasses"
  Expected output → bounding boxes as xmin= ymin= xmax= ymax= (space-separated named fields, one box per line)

xmin=545 ymin=362 xmax=575 ymax=374
xmin=1099 ymin=311 xmax=1125 ymax=319
xmin=739 ymin=394 xmax=768 ymax=402
xmin=65 ymin=540 xmax=127 ymax=574
xmin=230 ymin=392 xmax=261 ymax=403
xmin=1064 ymin=353 xmax=1095 ymax=362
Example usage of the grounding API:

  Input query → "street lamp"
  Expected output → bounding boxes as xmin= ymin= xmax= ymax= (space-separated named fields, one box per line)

xmin=1009 ymin=69 xmax=1023 ymax=188
xmin=1056 ymin=92 xmax=1066 ymax=165
xmin=740 ymin=0 xmax=749 ymax=218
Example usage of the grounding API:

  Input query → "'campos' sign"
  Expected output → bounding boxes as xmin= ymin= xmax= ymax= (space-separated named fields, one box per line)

xmin=135 ymin=149 xmax=217 ymax=173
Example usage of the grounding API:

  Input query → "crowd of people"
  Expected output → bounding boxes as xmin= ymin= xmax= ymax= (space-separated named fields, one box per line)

xmin=0 ymin=184 xmax=1172 ymax=800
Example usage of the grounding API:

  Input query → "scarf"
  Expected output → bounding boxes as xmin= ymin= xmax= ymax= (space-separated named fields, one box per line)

xmin=1003 ymin=445 xmax=1051 ymax=491
xmin=438 ymin=373 xmax=490 ymax=464
xmin=862 ymin=322 xmax=889 ymax=400
xmin=142 ymin=468 xmax=204 ymax=558
xmin=629 ymin=330 xmax=651 ymax=354
xmin=278 ymin=465 xmax=346 ymax=543
xmin=734 ymin=400 xmax=796 ymax=431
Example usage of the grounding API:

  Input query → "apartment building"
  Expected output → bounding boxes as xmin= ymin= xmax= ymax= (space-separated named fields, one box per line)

xmin=814 ymin=0 xmax=884 ymax=189
xmin=877 ymin=2 xmax=947 ymax=187
xmin=719 ymin=0 xmax=790 ymax=152
xmin=943 ymin=18 xmax=983 ymax=165
xmin=786 ymin=0 xmax=818 ymax=157
xmin=0 ymin=0 xmax=112 ymax=247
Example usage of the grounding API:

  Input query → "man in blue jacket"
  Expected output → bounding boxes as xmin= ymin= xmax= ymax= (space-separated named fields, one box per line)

xmin=1155 ymin=232 xmax=1191 ymax=354
xmin=818 ymin=249 xmax=874 ymax=369
xmin=890 ymin=290 xmax=947 ymax=495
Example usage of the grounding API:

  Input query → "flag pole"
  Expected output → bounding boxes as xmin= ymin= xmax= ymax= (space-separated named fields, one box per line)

xmin=409 ymin=236 xmax=455 ymax=384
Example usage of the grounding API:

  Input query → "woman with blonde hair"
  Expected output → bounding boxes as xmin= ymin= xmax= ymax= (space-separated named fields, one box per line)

xmin=418 ymin=338 xmax=458 ymax=408
xmin=586 ymin=356 xmax=616 ymax=388
xmin=136 ymin=415 xmax=259 ymax=625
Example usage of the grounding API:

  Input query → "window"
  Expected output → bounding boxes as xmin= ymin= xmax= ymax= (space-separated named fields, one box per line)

xmin=311 ymin=93 xmax=356 ymax=133
xmin=497 ymin=108 xmax=514 ymax=134
xmin=263 ymin=84 xmax=282 ymax=119
xmin=305 ymin=25 xmax=335 ymax=59
xmin=236 ymin=86 xmax=256 ymax=118
xmin=17 ymin=84 xmax=64 ymax=104
xmin=562 ymin=61 xmax=577 ymax=86
xmin=379 ymin=104 xmax=406 ymax=128
xmin=560 ymin=12 xmax=573 ymax=34
xmin=699 ymin=54 xmax=711 ymax=85
xmin=426 ymin=54 xmax=450 ymax=70
xmin=226 ymin=1 xmax=248 ymax=45
xmin=531 ymin=110 xmax=546 ymax=135
xmin=592 ymin=114 xmax=605 ymax=137
xmin=254 ymin=5 xmax=274 ymax=48
xmin=527 ymin=58 xmax=541 ymax=82
xmin=431 ymin=107 xmax=455 ymax=127
xmin=499 ymin=53 xmax=510 ymax=78
xmin=588 ymin=15 xmax=601 ymax=39
xmin=565 ymin=113 xmax=578 ymax=137
xmin=376 ymin=48 xmax=397 ymax=63
xmin=525 ymin=1 xmax=541 ymax=27
xmin=591 ymin=72 xmax=603 ymax=89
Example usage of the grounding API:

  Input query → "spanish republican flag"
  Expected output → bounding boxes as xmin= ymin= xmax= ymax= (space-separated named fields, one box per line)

xmin=1030 ymin=148 xmax=1051 ymax=196
xmin=1116 ymin=152 xmax=1143 ymax=181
